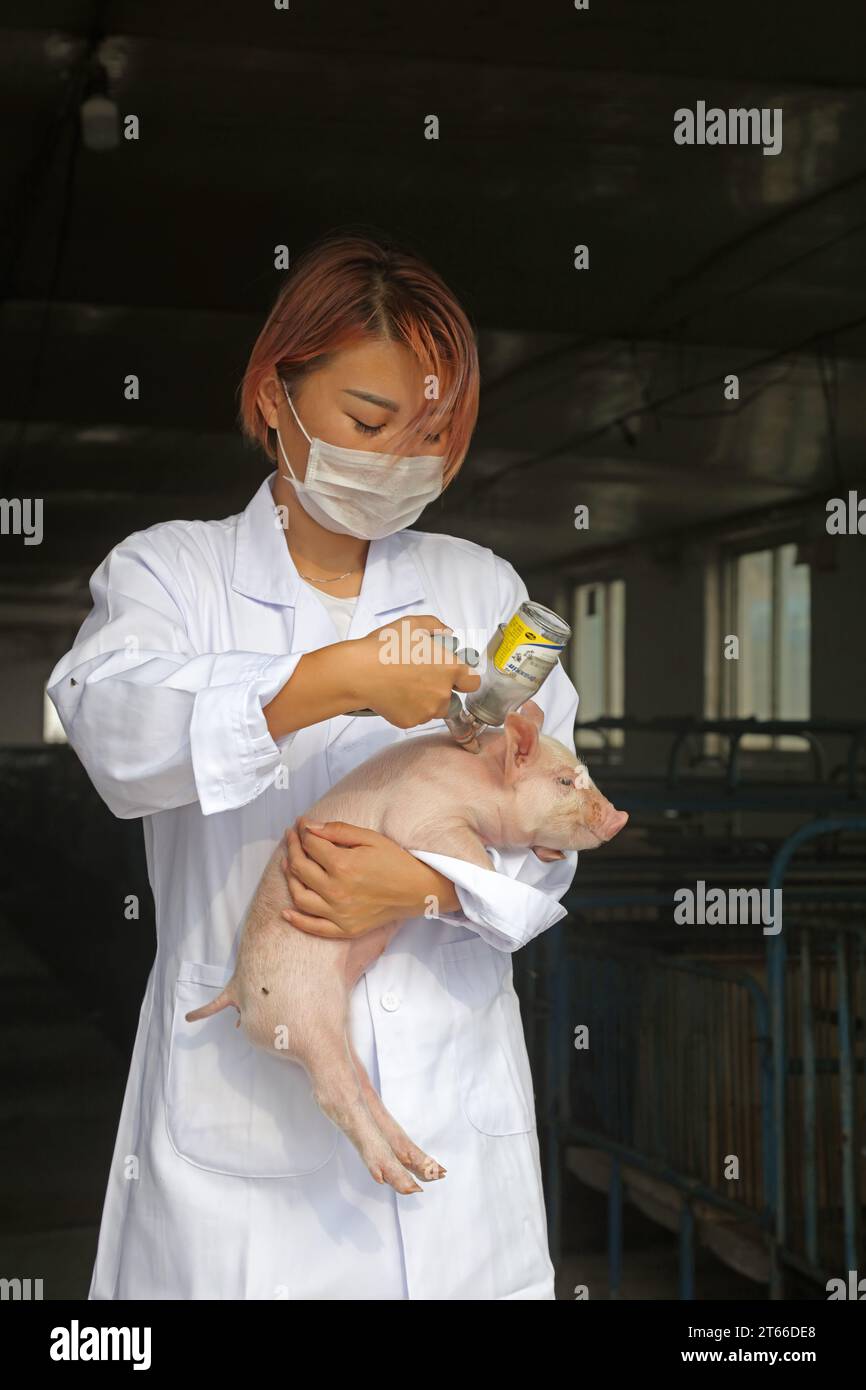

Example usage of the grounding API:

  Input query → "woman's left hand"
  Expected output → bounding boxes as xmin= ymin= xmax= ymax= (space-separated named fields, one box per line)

xmin=279 ymin=816 xmax=458 ymax=939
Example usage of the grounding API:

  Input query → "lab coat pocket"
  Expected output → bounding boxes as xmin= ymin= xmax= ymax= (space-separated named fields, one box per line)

xmin=439 ymin=939 xmax=535 ymax=1136
xmin=166 ymin=961 xmax=338 ymax=1178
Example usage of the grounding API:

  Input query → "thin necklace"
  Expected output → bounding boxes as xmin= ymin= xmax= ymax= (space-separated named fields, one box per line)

xmin=299 ymin=566 xmax=361 ymax=584
xmin=287 ymin=545 xmax=362 ymax=585
xmin=278 ymin=498 xmax=363 ymax=585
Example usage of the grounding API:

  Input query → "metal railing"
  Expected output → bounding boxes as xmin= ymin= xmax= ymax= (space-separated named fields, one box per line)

xmin=573 ymin=716 xmax=866 ymax=806
xmin=765 ymin=818 xmax=866 ymax=1296
xmin=536 ymin=930 xmax=771 ymax=1297
xmin=528 ymin=816 xmax=866 ymax=1299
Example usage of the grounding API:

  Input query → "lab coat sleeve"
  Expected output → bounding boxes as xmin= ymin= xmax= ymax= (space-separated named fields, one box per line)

xmin=45 ymin=530 xmax=303 ymax=820
xmin=411 ymin=555 xmax=579 ymax=952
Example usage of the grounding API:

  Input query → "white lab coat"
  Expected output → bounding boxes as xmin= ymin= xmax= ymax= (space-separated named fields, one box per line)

xmin=47 ymin=470 xmax=579 ymax=1301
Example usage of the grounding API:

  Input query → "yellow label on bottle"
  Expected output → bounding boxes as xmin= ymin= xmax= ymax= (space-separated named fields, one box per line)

xmin=493 ymin=612 xmax=564 ymax=674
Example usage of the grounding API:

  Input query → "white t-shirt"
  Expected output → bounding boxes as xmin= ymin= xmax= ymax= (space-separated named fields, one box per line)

xmin=301 ymin=580 xmax=358 ymax=642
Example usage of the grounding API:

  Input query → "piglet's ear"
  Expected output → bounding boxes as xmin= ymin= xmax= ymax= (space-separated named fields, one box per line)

xmin=503 ymin=710 xmax=541 ymax=784
xmin=516 ymin=698 xmax=544 ymax=730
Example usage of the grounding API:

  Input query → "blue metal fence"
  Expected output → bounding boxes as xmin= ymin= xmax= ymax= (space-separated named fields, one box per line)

xmin=539 ymin=929 xmax=772 ymax=1297
xmin=531 ymin=816 xmax=866 ymax=1299
xmin=765 ymin=817 xmax=866 ymax=1296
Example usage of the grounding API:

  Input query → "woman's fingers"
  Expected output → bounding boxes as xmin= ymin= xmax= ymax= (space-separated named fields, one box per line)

xmin=281 ymin=907 xmax=344 ymax=939
xmin=280 ymin=842 xmax=331 ymax=913
xmin=283 ymin=872 xmax=332 ymax=918
xmin=289 ymin=818 xmax=380 ymax=865
xmin=284 ymin=828 xmax=330 ymax=888
xmin=297 ymin=818 xmax=377 ymax=848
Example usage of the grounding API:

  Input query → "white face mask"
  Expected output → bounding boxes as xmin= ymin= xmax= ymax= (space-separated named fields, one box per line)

xmin=275 ymin=379 xmax=445 ymax=540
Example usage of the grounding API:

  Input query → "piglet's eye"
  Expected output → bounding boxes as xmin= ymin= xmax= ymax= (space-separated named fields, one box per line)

xmin=557 ymin=776 xmax=574 ymax=787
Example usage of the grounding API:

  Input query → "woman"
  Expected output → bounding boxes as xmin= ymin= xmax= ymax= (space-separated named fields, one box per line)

xmin=47 ymin=230 xmax=580 ymax=1300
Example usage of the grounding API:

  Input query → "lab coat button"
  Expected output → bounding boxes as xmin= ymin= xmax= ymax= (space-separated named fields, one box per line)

xmin=380 ymin=992 xmax=400 ymax=1012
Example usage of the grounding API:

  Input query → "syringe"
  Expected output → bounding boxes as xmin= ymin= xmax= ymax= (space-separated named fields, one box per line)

xmin=345 ymin=604 xmax=571 ymax=754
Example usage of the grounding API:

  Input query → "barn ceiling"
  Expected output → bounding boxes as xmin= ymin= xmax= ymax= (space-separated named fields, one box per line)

xmin=1 ymin=0 xmax=864 ymax=620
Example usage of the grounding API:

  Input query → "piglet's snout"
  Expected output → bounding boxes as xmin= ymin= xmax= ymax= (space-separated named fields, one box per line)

xmin=598 ymin=806 xmax=629 ymax=841
xmin=578 ymin=778 xmax=629 ymax=843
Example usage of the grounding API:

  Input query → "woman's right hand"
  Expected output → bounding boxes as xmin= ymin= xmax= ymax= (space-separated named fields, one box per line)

xmin=348 ymin=615 xmax=481 ymax=729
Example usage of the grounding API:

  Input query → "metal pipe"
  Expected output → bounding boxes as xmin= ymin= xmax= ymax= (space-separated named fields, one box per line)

xmin=766 ymin=817 xmax=866 ymax=1291
xmin=836 ymin=930 xmax=859 ymax=1274
xmin=801 ymin=930 xmax=818 ymax=1266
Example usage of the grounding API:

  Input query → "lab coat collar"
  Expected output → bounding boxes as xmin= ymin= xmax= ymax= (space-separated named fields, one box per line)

xmin=232 ymin=470 xmax=428 ymax=639
xmin=234 ymin=472 xmax=431 ymax=751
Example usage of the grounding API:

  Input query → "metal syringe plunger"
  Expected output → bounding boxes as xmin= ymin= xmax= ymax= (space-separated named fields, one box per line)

xmin=436 ymin=635 xmax=484 ymax=753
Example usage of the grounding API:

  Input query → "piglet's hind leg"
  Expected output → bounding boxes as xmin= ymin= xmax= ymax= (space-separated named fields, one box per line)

xmin=305 ymin=1030 xmax=423 ymax=1195
xmin=347 ymin=1036 xmax=445 ymax=1182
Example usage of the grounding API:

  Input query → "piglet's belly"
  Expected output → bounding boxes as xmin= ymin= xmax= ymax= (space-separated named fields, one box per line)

xmin=230 ymin=916 xmax=393 ymax=1056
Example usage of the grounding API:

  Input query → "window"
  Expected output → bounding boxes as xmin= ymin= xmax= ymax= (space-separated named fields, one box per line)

xmin=710 ymin=542 xmax=810 ymax=751
xmin=43 ymin=686 xmax=68 ymax=743
xmin=569 ymin=579 xmax=626 ymax=749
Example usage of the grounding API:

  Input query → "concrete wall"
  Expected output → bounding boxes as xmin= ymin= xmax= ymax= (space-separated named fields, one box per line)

xmin=811 ymin=538 xmax=866 ymax=720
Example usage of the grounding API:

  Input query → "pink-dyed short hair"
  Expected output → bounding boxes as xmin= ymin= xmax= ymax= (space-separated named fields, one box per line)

xmin=237 ymin=229 xmax=480 ymax=487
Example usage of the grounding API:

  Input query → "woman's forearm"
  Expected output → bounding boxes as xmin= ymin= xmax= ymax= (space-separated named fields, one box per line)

xmin=264 ymin=641 xmax=363 ymax=739
xmin=415 ymin=862 xmax=461 ymax=915
xmin=264 ymin=643 xmax=462 ymax=916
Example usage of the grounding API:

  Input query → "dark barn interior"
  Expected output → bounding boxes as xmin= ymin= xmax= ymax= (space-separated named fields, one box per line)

xmin=1 ymin=0 xmax=865 ymax=1304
